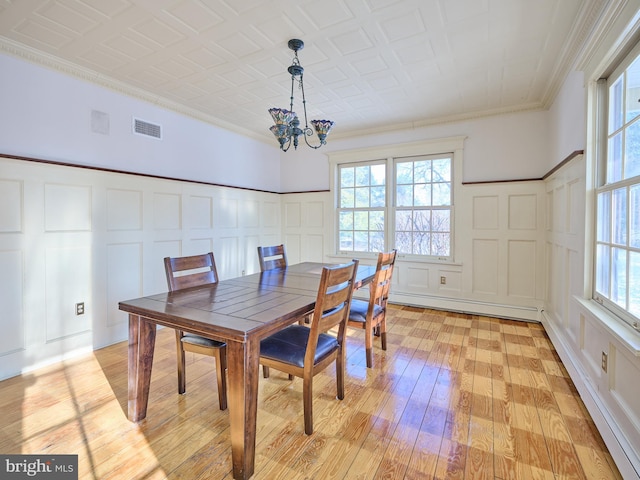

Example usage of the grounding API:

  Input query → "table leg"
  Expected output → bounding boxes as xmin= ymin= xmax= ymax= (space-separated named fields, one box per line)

xmin=226 ymin=338 xmax=260 ymax=480
xmin=128 ymin=314 xmax=156 ymax=422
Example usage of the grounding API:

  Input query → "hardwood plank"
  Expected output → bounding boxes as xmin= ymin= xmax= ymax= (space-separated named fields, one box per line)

xmin=0 ymin=306 xmax=623 ymax=480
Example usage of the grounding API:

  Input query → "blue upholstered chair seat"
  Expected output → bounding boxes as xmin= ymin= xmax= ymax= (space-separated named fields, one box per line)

xmin=348 ymin=299 xmax=384 ymax=323
xmin=260 ymin=325 xmax=338 ymax=368
xmin=182 ymin=333 xmax=225 ymax=348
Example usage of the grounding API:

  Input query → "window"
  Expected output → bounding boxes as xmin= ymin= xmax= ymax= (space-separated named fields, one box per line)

xmin=395 ymin=155 xmax=452 ymax=256
xmin=595 ymin=42 xmax=640 ymax=326
xmin=333 ymin=138 xmax=462 ymax=260
xmin=338 ymin=162 xmax=386 ymax=252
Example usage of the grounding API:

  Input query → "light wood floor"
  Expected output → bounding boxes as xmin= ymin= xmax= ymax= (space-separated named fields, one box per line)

xmin=0 ymin=305 xmax=623 ymax=479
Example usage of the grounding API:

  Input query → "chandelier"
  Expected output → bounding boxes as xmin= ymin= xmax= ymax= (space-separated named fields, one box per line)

xmin=268 ymin=39 xmax=334 ymax=151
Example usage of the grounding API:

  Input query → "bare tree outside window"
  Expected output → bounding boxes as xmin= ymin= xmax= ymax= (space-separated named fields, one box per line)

xmin=337 ymin=154 xmax=453 ymax=259
xmin=395 ymin=156 xmax=452 ymax=256
xmin=338 ymin=162 xmax=385 ymax=252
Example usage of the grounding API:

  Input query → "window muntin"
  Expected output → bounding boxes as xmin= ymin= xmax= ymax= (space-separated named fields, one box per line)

xmin=337 ymin=153 xmax=453 ymax=259
xmin=394 ymin=156 xmax=452 ymax=256
xmin=338 ymin=162 xmax=386 ymax=253
xmin=595 ymin=44 xmax=640 ymax=326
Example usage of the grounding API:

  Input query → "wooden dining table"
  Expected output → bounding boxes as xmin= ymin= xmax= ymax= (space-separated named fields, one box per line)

xmin=118 ymin=261 xmax=375 ymax=480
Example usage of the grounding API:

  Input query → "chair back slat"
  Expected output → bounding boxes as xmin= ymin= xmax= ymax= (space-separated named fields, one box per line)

xmin=164 ymin=252 xmax=219 ymax=292
xmin=257 ymin=244 xmax=287 ymax=271
xmin=306 ymin=260 xmax=359 ymax=366
xmin=369 ymin=250 xmax=397 ymax=309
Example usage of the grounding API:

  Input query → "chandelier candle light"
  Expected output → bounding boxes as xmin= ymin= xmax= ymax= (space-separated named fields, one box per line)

xmin=268 ymin=39 xmax=334 ymax=151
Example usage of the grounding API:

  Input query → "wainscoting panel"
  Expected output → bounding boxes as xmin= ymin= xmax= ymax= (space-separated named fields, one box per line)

xmin=507 ymin=239 xmax=536 ymax=298
xmin=240 ymin=199 xmax=260 ymax=228
xmin=106 ymin=242 xmax=143 ymax=328
xmin=307 ymin=201 xmax=325 ymax=228
xmin=460 ymin=181 xmax=545 ymax=315
xmin=552 ymin=184 xmax=566 ymax=233
xmin=152 ymin=239 xmax=182 ymax=293
xmin=0 ymin=179 xmax=22 ymax=232
xmin=216 ymin=236 xmax=240 ymax=279
xmin=44 ymin=183 xmax=92 ymax=232
xmin=472 ymin=195 xmax=498 ymax=229
xmin=188 ymin=195 xmax=213 ymax=229
xmin=508 ymin=193 xmax=537 ymax=230
xmin=438 ymin=268 xmax=461 ymax=293
xmin=153 ymin=192 xmax=182 ymax=230
xmin=406 ymin=264 xmax=431 ymax=290
xmin=472 ymin=239 xmax=499 ymax=295
xmin=610 ymin=344 xmax=640 ymax=442
xmin=44 ymin=245 xmax=92 ymax=341
xmin=567 ymin=178 xmax=583 ymax=235
xmin=285 ymin=202 xmax=302 ymax=228
xmin=580 ymin=312 xmax=606 ymax=382
xmin=543 ymin=153 xmax=640 ymax=478
xmin=243 ymin=234 xmax=261 ymax=274
xmin=258 ymin=234 xmax=280 ymax=249
xmin=186 ymin=238 xmax=215 ymax=258
xmin=0 ymin=249 xmax=23 ymax=355
xmin=282 ymin=193 xmax=330 ymax=267
xmin=215 ymin=197 xmax=239 ymax=229
xmin=262 ymin=201 xmax=279 ymax=227
xmin=0 ymin=156 xmax=283 ymax=381
xmin=107 ymin=188 xmax=142 ymax=231
xmin=306 ymin=234 xmax=324 ymax=262
xmin=284 ymin=234 xmax=302 ymax=264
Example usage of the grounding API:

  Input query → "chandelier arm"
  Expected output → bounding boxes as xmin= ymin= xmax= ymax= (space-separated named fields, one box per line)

xmin=281 ymin=136 xmax=293 ymax=152
xmin=302 ymin=134 xmax=322 ymax=149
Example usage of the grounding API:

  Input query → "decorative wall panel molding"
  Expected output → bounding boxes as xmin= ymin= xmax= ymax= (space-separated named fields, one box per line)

xmin=107 ymin=189 xmax=142 ymax=231
xmin=0 ymin=249 xmax=24 ymax=355
xmin=0 ymin=179 xmax=23 ymax=233
xmin=44 ymin=183 xmax=92 ymax=232
xmin=153 ymin=192 xmax=181 ymax=230
xmin=188 ymin=195 xmax=213 ymax=229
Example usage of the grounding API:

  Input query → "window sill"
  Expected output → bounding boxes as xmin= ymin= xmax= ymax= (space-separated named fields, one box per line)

xmin=574 ymin=296 xmax=640 ymax=356
xmin=327 ymin=252 xmax=462 ymax=267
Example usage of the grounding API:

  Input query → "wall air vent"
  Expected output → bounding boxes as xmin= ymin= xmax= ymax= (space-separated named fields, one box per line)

xmin=133 ymin=117 xmax=162 ymax=139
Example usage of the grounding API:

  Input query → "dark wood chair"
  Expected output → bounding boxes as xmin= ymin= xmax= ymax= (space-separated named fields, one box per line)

xmin=164 ymin=252 xmax=227 ymax=410
xmin=257 ymin=244 xmax=287 ymax=271
xmin=259 ymin=260 xmax=359 ymax=434
xmin=347 ymin=250 xmax=397 ymax=368
xmin=257 ymin=244 xmax=291 ymax=378
xmin=258 ymin=243 xmax=308 ymax=340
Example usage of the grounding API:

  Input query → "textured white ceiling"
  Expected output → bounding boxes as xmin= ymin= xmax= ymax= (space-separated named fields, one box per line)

xmin=0 ymin=0 xmax=604 ymax=143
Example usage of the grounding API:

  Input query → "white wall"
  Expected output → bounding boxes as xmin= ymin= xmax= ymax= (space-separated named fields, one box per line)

xmin=547 ymin=70 xmax=586 ymax=170
xmin=280 ymin=108 xmax=551 ymax=192
xmin=0 ymin=54 xmax=282 ymax=192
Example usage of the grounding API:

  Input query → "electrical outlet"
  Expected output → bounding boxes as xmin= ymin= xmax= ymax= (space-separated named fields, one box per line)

xmin=440 ymin=276 xmax=446 ymax=285
xmin=601 ymin=352 xmax=608 ymax=372
xmin=75 ymin=302 xmax=85 ymax=316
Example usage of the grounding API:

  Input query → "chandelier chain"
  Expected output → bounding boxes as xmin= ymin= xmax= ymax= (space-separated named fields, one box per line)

xmin=268 ymin=39 xmax=334 ymax=151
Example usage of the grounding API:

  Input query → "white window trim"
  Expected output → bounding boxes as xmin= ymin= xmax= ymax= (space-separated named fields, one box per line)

xmin=328 ymin=136 xmax=466 ymax=262
xmin=588 ymin=30 xmax=640 ymax=330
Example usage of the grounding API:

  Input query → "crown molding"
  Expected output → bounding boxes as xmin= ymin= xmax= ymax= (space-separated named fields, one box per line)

xmin=538 ymin=0 xmax=610 ymax=108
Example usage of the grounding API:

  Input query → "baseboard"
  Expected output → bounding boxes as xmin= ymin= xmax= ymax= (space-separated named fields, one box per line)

xmin=387 ymin=291 xmax=541 ymax=322
xmin=541 ymin=311 xmax=640 ymax=480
